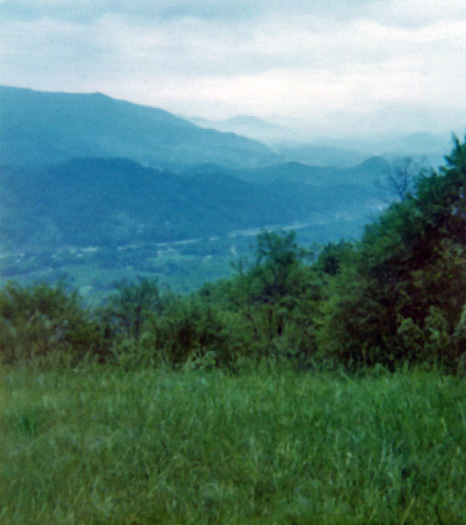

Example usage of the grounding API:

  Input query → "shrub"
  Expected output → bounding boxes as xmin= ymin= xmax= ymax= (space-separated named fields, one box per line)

xmin=317 ymin=136 xmax=466 ymax=370
xmin=0 ymin=280 xmax=103 ymax=365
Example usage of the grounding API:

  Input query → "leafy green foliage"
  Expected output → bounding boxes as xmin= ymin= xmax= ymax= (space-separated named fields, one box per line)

xmin=4 ymin=137 xmax=466 ymax=372
xmin=318 ymin=135 xmax=466 ymax=369
xmin=215 ymin=230 xmax=323 ymax=366
xmin=94 ymin=231 xmax=324 ymax=369
xmin=313 ymin=239 xmax=354 ymax=276
xmin=376 ymin=156 xmax=423 ymax=202
xmin=99 ymin=277 xmax=244 ymax=368
xmin=0 ymin=280 xmax=103 ymax=364
xmin=101 ymin=277 xmax=163 ymax=341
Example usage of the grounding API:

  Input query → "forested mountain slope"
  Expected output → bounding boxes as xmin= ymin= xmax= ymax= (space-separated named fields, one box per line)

xmin=0 ymin=86 xmax=278 ymax=169
xmin=1 ymin=155 xmax=390 ymax=252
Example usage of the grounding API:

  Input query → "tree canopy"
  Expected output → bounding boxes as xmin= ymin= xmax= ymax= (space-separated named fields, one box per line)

xmin=3 ymin=136 xmax=466 ymax=372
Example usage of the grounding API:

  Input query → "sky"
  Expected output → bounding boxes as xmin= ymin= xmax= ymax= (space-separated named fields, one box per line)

xmin=1 ymin=0 xmax=466 ymax=137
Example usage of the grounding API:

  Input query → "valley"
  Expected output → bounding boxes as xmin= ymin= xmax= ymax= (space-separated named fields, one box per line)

xmin=0 ymin=86 xmax=448 ymax=302
xmin=0 ymin=210 xmax=366 ymax=300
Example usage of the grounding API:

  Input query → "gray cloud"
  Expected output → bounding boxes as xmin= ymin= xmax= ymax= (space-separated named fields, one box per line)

xmin=1 ymin=0 xmax=466 ymax=136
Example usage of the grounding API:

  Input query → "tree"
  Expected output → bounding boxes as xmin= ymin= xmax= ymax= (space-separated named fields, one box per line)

xmin=313 ymin=240 xmax=353 ymax=276
xmin=0 ymin=280 xmax=102 ymax=364
xmin=251 ymin=229 xmax=311 ymax=301
xmin=318 ymin=136 xmax=466 ymax=369
xmin=226 ymin=230 xmax=321 ymax=365
xmin=102 ymin=277 xmax=163 ymax=341
xmin=376 ymin=156 xmax=425 ymax=202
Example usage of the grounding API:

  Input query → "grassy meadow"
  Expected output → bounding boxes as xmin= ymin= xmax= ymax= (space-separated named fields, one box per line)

xmin=1 ymin=362 xmax=466 ymax=523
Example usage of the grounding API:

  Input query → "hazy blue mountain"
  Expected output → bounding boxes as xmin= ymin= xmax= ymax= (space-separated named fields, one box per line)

xmin=0 ymin=86 xmax=279 ymax=169
xmin=233 ymin=162 xmax=330 ymax=185
xmin=183 ymin=158 xmax=390 ymax=223
xmin=187 ymin=114 xmax=289 ymax=145
xmin=0 ymin=158 xmax=322 ymax=250
xmin=1 ymin=154 xmax=391 ymax=253
xmin=276 ymin=144 xmax=366 ymax=168
xmin=275 ymin=132 xmax=454 ymax=169
xmin=188 ymin=110 xmax=455 ymax=168
xmin=385 ymin=132 xmax=450 ymax=152
xmin=0 ymin=154 xmax=395 ymax=294
xmin=370 ymin=132 xmax=452 ymax=167
xmin=233 ymin=156 xmax=390 ymax=187
xmin=1 ymin=85 xmax=449 ymax=295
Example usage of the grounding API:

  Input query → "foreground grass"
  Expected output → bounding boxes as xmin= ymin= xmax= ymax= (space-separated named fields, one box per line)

xmin=1 ymin=363 xmax=466 ymax=523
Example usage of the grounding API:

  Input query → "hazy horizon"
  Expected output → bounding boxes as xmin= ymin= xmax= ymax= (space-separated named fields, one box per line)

xmin=1 ymin=1 xmax=466 ymax=138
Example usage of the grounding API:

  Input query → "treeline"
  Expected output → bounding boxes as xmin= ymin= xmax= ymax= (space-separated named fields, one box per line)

xmin=2 ymin=137 xmax=466 ymax=372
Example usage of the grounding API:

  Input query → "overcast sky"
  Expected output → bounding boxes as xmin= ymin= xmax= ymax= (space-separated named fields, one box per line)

xmin=1 ymin=0 xmax=466 ymax=137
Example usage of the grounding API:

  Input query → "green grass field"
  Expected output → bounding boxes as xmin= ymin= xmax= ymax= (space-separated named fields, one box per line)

xmin=2 ymin=363 xmax=466 ymax=523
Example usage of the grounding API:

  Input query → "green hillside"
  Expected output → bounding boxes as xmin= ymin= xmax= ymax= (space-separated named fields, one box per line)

xmin=0 ymin=157 xmax=322 ymax=250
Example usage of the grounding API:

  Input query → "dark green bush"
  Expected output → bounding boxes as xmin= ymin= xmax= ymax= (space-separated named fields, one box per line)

xmin=317 ymin=136 xmax=466 ymax=370
xmin=0 ymin=280 xmax=103 ymax=364
xmin=208 ymin=230 xmax=323 ymax=367
xmin=100 ymin=277 xmax=243 ymax=368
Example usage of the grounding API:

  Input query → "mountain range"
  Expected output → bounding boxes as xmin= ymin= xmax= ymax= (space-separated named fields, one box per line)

xmin=0 ymin=155 xmax=388 ymax=252
xmin=0 ymin=85 xmax=278 ymax=169
xmin=188 ymin=112 xmax=455 ymax=169
xmin=0 ymin=85 xmax=445 ymax=293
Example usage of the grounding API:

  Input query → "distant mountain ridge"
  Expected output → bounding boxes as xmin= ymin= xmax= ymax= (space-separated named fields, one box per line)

xmin=0 ymin=85 xmax=279 ymax=169
xmin=188 ymin=111 xmax=454 ymax=168
xmin=1 ymin=154 xmax=391 ymax=252
xmin=1 ymin=85 xmax=454 ymax=294
xmin=188 ymin=114 xmax=289 ymax=145
xmin=0 ymin=85 xmax=393 ymax=257
xmin=233 ymin=156 xmax=390 ymax=187
xmin=0 ymin=157 xmax=307 ymax=250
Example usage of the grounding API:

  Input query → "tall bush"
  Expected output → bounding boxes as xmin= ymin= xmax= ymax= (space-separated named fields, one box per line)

xmin=317 ymin=136 xmax=466 ymax=369
xmin=0 ymin=280 xmax=102 ymax=364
